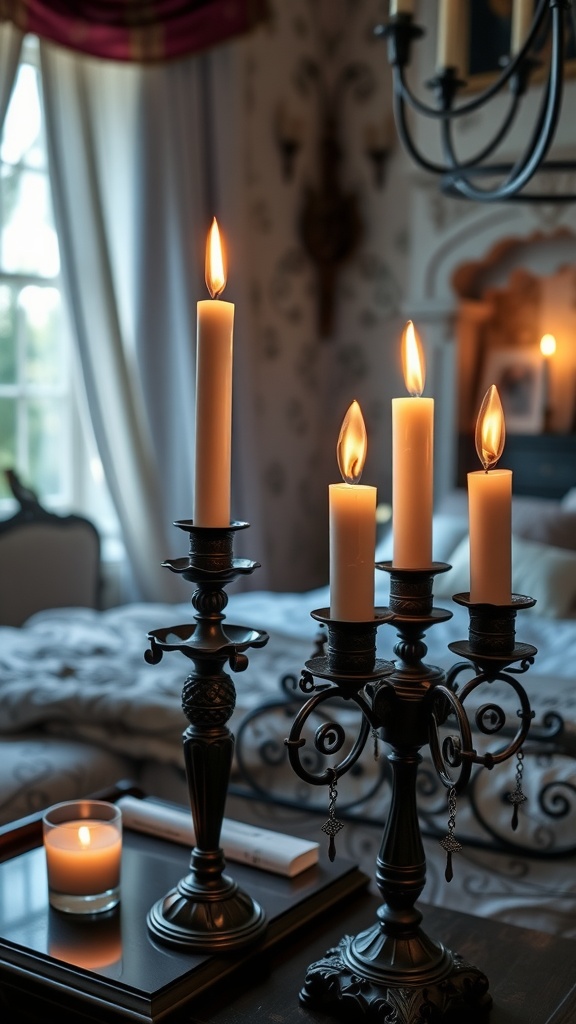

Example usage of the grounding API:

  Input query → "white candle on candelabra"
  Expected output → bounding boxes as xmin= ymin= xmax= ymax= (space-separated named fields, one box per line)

xmin=392 ymin=321 xmax=433 ymax=568
xmin=329 ymin=401 xmax=376 ymax=621
xmin=468 ymin=385 xmax=512 ymax=604
xmin=437 ymin=0 xmax=464 ymax=70
xmin=511 ymin=0 xmax=533 ymax=54
xmin=193 ymin=218 xmax=234 ymax=526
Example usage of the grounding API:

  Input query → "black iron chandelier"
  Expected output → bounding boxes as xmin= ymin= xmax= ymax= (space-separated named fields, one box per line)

xmin=377 ymin=0 xmax=576 ymax=202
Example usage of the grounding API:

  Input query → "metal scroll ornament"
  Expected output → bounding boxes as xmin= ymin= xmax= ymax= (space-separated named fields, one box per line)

xmin=285 ymin=563 xmax=536 ymax=1023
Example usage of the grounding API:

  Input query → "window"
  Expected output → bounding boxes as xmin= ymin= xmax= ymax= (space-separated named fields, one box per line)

xmin=0 ymin=37 xmax=120 ymax=565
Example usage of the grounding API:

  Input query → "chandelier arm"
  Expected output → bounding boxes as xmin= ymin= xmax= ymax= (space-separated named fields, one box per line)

xmin=392 ymin=72 xmax=450 ymax=176
xmin=395 ymin=75 xmax=521 ymax=179
xmin=440 ymin=91 xmax=522 ymax=171
xmin=394 ymin=0 xmax=550 ymax=121
xmin=446 ymin=4 xmax=566 ymax=201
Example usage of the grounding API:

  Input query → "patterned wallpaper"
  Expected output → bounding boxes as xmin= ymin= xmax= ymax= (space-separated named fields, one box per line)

xmin=235 ymin=0 xmax=412 ymax=591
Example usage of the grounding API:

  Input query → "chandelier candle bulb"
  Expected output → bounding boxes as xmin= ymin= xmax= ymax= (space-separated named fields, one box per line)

xmin=329 ymin=400 xmax=376 ymax=621
xmin=468 ymin=385 xmax=512 ymax=605
xmin=392 ymin=321 xmax=433 ymax=568
xmin=436 ymin=0 xmax=464 ymax=70
xmin=511 ymin=0 xmax=533 ymax=54
xmin=390 ymin=0 xmax=414 ymax=15
xmin=193 ymin=217 xmax=234 ymax=527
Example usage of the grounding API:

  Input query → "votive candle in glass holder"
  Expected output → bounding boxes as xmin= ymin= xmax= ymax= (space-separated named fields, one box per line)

xmin=43 ymin=800 xmax=122 ymax=915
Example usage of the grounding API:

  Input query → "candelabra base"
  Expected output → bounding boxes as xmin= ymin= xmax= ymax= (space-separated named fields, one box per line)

xmin=147 ymin=871 xmax=266 ymax=952
xmin=299 ymin=926 xmax=492 ymax=1024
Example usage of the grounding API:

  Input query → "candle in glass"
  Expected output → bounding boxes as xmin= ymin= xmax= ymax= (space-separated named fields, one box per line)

xmin=45 ymin=821 xmax=122 ymax=894
xmin=43 ymin=800 xmax=122 ymax=915
xmin=392 ymin=321 xmax=434 ymax=568
xmin=193 ymin=218 xmax=234 ymax=526
xmin=468 ymin=385 xmax=512 ymax=604
xmin=329 ymin=401 xmax=376 ymax=621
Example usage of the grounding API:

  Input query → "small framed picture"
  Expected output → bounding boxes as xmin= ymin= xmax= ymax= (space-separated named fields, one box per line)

xmin=478 ymin=348 xmax=545 ymax=434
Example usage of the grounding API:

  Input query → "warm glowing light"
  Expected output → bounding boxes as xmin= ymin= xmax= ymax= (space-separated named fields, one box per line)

xmin=475 ymin=385 xmax=505 ymax=471
xmin=78 ymin=825 xmax=91 ymax=848
xmin=337 ymin=400 xmax=367 ymax=484
xmin=205 ymin=217 xmax=226 ymax=298
xmin=540 ymin=333 xmax=557 ymax=358
xmin=401 ymin=320 xmax=425 ymax=396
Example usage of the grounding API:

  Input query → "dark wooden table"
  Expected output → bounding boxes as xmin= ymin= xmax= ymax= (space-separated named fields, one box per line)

xmin=1 ymin=786 xmax=575 ymax=1024
xmin=188 ymin=893 xmax=576 ymax=1024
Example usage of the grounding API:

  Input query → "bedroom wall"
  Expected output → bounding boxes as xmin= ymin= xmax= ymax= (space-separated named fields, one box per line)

xmin=402 ymin=7 xmax=576 ymax=501
xmin=228 ymin=0 xmax=413 ymax=591
xmin=223 ymin=1 xmax=576 ymax=592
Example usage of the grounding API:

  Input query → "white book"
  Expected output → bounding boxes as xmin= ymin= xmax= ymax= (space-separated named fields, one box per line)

xmin=117 ymin=795 xmax=319 ymax=878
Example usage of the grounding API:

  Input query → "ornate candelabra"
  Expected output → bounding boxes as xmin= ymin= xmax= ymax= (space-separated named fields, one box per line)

xmin=285 ymin=562 xmax=536 ymax=1023
xmin=144 ymin=520 xmax=269 ymax=951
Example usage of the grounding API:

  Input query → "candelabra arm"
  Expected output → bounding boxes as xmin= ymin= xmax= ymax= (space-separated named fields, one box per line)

xmin=427 ymin=685 xmax=475 ymax=793
xmin=285 ymin=678 xmax=379 ymax=788
xmin=456 ymin=669 xmax=535 ymax=767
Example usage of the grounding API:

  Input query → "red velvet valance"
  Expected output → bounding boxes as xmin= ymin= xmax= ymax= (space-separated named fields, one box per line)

xmin=0 ymin=1 xmax=269 ymax=62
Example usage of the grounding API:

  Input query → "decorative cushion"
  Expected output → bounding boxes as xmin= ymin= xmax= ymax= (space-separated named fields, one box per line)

xmin=0 ymin=733 xmax=135 ymax=825
xmin=435 ymin=535 xmax=576 ymax=618
xmin=438 ymin=489 xmax=576 ymax=552
xmin=512 ymin=500 xmax=576 ymax=552
xmin=375 ymin=514 xmax=469 ymax=565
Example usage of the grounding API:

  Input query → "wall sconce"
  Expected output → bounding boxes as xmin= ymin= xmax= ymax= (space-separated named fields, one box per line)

xmin=275 ymin=102 xmax=304 ymax=182
xmin=365 ymin=116 xmax=393 ymax=190
xmin=276 ymin=58 xmax=391 ymax=338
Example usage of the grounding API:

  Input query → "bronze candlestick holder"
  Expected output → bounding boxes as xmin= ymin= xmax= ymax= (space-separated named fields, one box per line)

xmin=144 ymin=520 xmax=269 ymax=951
xmin=285 ymin=562 xmax=536 ymax=1023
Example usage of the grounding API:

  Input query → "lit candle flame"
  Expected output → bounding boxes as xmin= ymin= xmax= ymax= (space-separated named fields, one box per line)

xmin=78 ymin=825 xmax=91 ymax=848
xmin=205 ymin=217 xmax=226 ymax=298
xmin=540 ymin=333 xmax=556 ymax=358
xmin=401 ymin=320 xmax=425 ymax=396
xmin=475 ymin=385 xmax=505 ymax=471
xmin=337 ymin=400 xmax=367 ymax=484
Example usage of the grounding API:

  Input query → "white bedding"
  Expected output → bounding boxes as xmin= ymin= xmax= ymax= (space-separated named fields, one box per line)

xmin=0 ymin=579 xmax=574 ymax=766
xmin=0 ymin=575 xmax=574 ymax=941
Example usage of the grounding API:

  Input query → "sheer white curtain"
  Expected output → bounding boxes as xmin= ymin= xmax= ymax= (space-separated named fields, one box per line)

xmin=39 ymin=41 xmax=230 ymax=601
xmin=0 ymin=21 xmax=23 ymax=125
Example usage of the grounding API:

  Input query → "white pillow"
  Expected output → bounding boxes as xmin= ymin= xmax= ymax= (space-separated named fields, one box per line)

xmin=561 ymin=487 xmax=576 ymax=511
xmin=435 ymin=535 xmax=576 ymax=619
xmin=375 ymin=514 xmax=469 ymax=565
xmin=432 ymin=514 xmax=469 ymax=563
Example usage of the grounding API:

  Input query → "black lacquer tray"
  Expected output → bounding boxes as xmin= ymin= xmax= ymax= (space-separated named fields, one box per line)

xmin=0 ymin=786 xmax=367 ymax=1023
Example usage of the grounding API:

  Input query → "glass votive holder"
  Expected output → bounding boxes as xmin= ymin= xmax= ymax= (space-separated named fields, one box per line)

xmin=43 ymin=800 xmax=122 ymax=915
